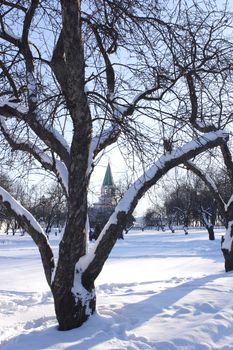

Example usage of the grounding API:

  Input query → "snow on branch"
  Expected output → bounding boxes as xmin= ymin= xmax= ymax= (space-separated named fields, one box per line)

xmin=0 ymin=99 xmax=27 ymax=114
xmin=88 ymin=126 xmax=120 ymax=174
xmin=0 ymin=186 xmax=44 ymax=235
xmin=55 ymin=160 xmax=68 ymax=195
xmin=200 ymin=206 xmax=212 ymax=228
xmin=88 ymin=90 xmax=151 ymax=171
xmin=111 ymin=98 xmax=129 ymax=118
xmin=80 ymin=130 xmax=228 ymax=278
xmin=225 ymin=195 xmax=233 ymax=212
xmin=47 ymin=125 xmax=70 ymax=153
xmin=0 ymin=98 xmax=70 ymax=165
xmin=222 ymin=220 xmax=233 ymax=251
xmin=0 ymin=186 xmax=55 ymax=285
xmin=0 ymin=117 xmax=68 ymax=195
xmin=112 ymin=130 xmax=228 ymax=214
xmin=111 ymin=78 xmax=178 ymax=118
xmin=26 ymin=72 xmax=70 ymax=154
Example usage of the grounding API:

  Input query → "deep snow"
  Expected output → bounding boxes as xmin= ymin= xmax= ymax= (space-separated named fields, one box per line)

xmin=1 ymin=228 xmax=233 ymax=350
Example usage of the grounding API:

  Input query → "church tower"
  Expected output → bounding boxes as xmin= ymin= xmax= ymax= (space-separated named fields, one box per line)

xmin=99 ymin=163 xmax=116 ymax=207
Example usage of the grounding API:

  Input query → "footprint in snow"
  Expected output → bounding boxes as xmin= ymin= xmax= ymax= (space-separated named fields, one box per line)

xmin=194 ymin=302 xmax=216 ymax=315
xmin=174 ymin=306 xmax=191 ymax=316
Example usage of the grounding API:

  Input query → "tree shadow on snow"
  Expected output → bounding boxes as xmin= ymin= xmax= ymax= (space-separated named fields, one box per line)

xmin=1 ymin=313 xmax=122 ymax=350
xmin=2 ymin=271 xmax=233 ymax=350
xmin=116 ymin=271 xmax=233 ymax=331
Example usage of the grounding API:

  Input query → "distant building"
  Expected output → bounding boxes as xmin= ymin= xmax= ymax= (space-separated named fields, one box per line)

xmin=89 ymin=163 xmax=117 ymax=238
xmin=95 ymin=163 xmax=117 ymax=209
xmin=89 ymin=163 xmax=134 ymax=239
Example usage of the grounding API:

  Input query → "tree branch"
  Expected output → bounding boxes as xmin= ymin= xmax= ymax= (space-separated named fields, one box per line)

xmin=0 ymin=60 xmax=19 ymax=98
xmin=0 ymin=21 xmax=21 ymax=47
xmin=87 ymin=21 xmax=115 ymax=95
xmin=0 ymin=116 xmax=68 ymax=196
xmin=184 ymin=160 xmax=225 ymax=217
xmin=220 ymin=143 xmax=233 ymax=183
xmin=21 ymin=0 xmax=39 ymax=75
xmin=50 ymin=30 xmax=68 ymax=96
xmin=1 ymin=1 xmax=27 ymax=12
xmin=81 ymin=130 xmax=229 ymax=287
xmin=186 ymin=73 xmax=217 ymax=133
xmin=0 ymin=186 xmax=55 ymax=286
xmin=87 ymin=126 xmax=120 ymax=175
xmin=0 ymin=100 xmax=70 ymax=166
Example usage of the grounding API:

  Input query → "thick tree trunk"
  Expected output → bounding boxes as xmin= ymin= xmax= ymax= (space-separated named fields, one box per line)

xmin=207 ymin=225 xmax=215 ymax=240
xmin=183 ymin=225 xmax=188 ymax=235
xmin=52 ymin=273 xmax=96 ymax=330
xmin=53 ymin=290 xmax=96 ymax=331
xmin=222 ymin=243 xmax=233 ymax=272
xmin=52 ymin=208 xmax=92 ymax=330
xmin=221 ymin=219 xmax=233 ymax=272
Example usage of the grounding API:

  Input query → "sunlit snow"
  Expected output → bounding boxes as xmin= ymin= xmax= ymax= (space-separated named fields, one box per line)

xmin=0 ymin=227 xmax=233 ymax=350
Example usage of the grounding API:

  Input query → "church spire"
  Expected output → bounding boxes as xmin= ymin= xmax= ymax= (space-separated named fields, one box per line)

xmin=99 ymin=163 xmax=116 ymax=207
xmin=102 ymin=163 xmax=114 ymax=187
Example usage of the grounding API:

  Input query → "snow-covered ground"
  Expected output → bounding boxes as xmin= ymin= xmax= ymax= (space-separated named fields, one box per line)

xmin=1 ymin=228 xmax=233 ymax=350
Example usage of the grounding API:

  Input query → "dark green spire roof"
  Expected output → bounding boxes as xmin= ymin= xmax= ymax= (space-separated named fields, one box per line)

xmin=102 ymin=163 xmax=114 ymax=187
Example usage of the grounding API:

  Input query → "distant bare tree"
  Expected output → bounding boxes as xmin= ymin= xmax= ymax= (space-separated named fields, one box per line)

xmin=186 ymin=160 xmax=233 ymax=270
xmin=29 ymin=184 xmax=66 ymax=235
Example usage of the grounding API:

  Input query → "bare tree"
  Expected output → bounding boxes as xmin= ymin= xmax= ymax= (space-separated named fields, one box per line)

xmin=185 ymin=159 xmax=233 ymax=270
xmin=152 ymin=0 xmax=233 ymax=268
xmin=29 ymin=184 xmax=66 ymax=235
xmin=0 ymin=0 xmax=232 ymax=330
